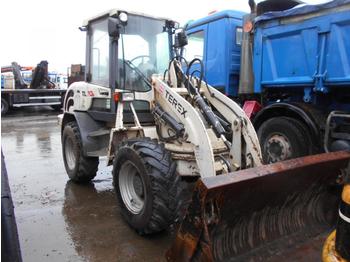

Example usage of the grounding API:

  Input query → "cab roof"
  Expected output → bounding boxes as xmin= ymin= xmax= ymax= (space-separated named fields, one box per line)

xmin=82 ymin=9 xmax=175 ymax=27
xmin=186 ymin=10 xmax=246 ymax=29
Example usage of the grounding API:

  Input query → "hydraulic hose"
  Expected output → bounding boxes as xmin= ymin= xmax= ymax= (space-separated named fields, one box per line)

xmin=153 ymin=104 xmax=185 ymax=138
xmin=173 ymin=61 xmax=231 ymax=148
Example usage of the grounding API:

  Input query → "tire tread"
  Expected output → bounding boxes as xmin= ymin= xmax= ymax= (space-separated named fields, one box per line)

xmin=63 ymin=122 xmax=98 ymax=183
xmin=113 ymin=139 xmax=182 ymax=234
xmin=258 ymin=116 xmax=312 ymax=163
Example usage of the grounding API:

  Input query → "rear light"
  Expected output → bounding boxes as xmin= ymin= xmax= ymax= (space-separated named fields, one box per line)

xmin=243 ymin=100 xmax=262 ymax=119
xmin=114 ymin=93 xmax=120 ymax=102
xmin=243 ymin=21 xmax=253 ymax=33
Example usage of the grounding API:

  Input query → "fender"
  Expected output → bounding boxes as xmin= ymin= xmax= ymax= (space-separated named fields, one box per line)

xmin=253 ymin=102 xmax=321 ymax=147
xmin=61 ymin=111 xmax=109 ymax=157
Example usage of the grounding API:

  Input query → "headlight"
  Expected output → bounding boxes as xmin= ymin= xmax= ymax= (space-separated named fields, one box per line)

xmin=119 ymin=12 xmax=128 ymax=23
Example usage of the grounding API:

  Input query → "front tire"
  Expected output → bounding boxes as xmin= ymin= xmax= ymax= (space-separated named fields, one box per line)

xmin=258 ymin=117 xmax=312 ymax=164
xmin=113 ymin=139 xmax=179 ymax=234
xmin=62 ymin=121 xmax=98 ymax=183
xmin=1 ymin=98 xmax=9 ymax=115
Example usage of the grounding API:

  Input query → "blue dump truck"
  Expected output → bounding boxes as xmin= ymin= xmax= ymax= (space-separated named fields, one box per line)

xmin=184 ymin=0 xmax=350 ymax=163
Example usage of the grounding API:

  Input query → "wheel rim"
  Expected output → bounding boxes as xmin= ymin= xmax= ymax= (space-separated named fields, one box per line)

xmin=265 ymin=133 xmax=292 ymax=163
xmin=65 ymin=136 xmax=76 ymax=170
xmin=119 ymin=160 xmax=145 ymax=214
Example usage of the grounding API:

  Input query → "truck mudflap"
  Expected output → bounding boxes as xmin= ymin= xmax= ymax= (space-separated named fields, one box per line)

xmin=166 ymin=151 xmax=350 ymax=262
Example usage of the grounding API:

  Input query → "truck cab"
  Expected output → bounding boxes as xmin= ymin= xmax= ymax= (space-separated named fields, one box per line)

xmin=184 ymin=10 xmax=245 ymax=97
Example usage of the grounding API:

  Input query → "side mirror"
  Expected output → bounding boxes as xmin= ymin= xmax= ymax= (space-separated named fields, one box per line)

xmin=174 ymin=30 xmax=188 ymax=48
xmin=108 ymin=17 xmax=120 ymax=37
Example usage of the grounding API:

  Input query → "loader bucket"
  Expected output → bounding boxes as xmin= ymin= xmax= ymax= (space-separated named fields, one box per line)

xmin=167 ymin=151 xmax=350 ymax=262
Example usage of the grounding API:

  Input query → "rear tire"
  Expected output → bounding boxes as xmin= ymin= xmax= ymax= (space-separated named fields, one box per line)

xmin=62 ymin=121 xmax=98 ymax=183
xmin=113 ymin=139 xmax=180 ymax=234
xmin=258 ymin=117 xmax=312 ymax=164
xmin=1 ymin=98 xmax=9 ymax=115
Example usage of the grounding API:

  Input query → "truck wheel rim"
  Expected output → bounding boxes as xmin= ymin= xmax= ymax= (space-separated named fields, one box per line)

xmin=265 ymin=134 xmax=292 ymax=163
xmin=119 ymin=160 xmax=145 ymax=214
xmin=65 ymin=137 xmax=76 ymax=170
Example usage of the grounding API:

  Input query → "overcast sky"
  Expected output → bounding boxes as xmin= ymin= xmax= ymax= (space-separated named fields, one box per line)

xmin=0 ymin=0 xmax=329 ymax=73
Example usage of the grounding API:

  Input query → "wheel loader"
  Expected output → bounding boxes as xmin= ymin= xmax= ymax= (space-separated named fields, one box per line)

xmin=59 ymin=7 xmax=350 ymax=261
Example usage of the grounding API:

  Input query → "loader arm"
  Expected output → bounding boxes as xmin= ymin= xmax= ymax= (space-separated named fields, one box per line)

xmin=152 ymin=76 xmax=217 ymax=177
xmin=199 ymin=80 xmax=263 ymax=168
xmin=151 ymin=60 xmax=263 ymax=176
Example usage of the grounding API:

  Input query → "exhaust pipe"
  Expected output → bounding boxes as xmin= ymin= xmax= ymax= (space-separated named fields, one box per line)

xmin=238 ymin=0 xmax=256 ymax=95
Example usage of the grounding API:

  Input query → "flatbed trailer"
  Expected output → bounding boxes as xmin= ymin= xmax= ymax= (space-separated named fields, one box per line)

xmin=1 ymin=61 xmax=67 ymax=115
xmin=1 ymin=88 xmax=66 ymax=115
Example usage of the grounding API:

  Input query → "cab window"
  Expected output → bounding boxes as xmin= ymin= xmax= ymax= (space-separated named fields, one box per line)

xmin=90 ymin=19 xmax=109 ymax=87
xmin=183 ymin=30 xmax=205 ymax=61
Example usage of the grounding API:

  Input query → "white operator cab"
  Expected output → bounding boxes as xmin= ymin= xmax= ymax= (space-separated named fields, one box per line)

xmin=60 ymin=9 xmax=178 ymax=167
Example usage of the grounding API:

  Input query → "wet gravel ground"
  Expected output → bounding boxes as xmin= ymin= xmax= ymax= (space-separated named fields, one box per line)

xmin=1 ymin=107 xmax=172 ymax=262
xmin=1 ymin=107 xmax=333 ymax=262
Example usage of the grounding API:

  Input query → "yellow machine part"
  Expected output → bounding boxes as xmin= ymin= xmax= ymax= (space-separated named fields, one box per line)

xmin=322 ymin=231 xmax=347 ymax=262
xmin=323 ymin=184 xmax=350 ymax=262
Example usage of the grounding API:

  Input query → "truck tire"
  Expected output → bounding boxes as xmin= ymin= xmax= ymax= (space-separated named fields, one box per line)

xmin=1 ymin=98 xmax=9 ymax=115
xmin=258 ymin=117 xmax=312 ymax=164
xmin=51 ymin=105 xmax=62 ymax=111
xmin=113 ymin=139 xmax=180 ymax=234
xmin=62 ymin=121 xmax=98 ymax=183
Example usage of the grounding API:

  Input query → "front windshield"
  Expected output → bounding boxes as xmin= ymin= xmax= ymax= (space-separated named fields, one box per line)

xmin=118 ymin=15 xmax=170 ymax=92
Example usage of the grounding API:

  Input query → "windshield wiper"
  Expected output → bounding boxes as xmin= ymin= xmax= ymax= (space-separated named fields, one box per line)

xmin=124 ymin=60 xmax=152 ymax=88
